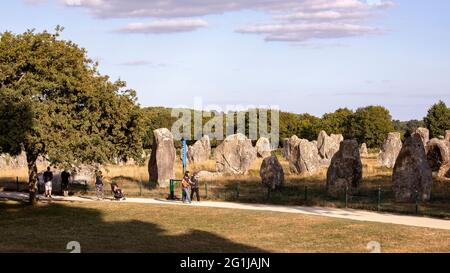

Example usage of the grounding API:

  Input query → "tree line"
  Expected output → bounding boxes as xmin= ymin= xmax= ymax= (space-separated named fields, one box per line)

xmin=141 ymin=102 xmax=450 ymax=150
xmin=0 ymin=28 xmax=449 ymax=204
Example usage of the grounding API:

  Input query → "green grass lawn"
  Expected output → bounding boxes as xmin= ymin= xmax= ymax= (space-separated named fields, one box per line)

xmin=0 ymin=200 xmax=449 ymax=253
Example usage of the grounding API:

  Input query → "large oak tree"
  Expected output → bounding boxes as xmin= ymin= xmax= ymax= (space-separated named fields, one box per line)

xmin=0 ymin=28 xmax=144 ymax=204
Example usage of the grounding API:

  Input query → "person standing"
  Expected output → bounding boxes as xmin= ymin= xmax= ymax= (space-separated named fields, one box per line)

xmin=181 ymin=171 xmax=191 ymax=204
xmin=43 ymin=167 xmax=53 ymax=198
xmin=95 ymin=171 xmax=104 ymax=200
xmin=61 ymin=169 xmax=71 ymax=196
xmin=190 ymin=173 xmax=200 ymax=202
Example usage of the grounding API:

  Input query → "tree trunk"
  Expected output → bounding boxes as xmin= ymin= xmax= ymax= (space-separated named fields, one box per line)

xmin=26 ymin=152 xmax=38 ymax=205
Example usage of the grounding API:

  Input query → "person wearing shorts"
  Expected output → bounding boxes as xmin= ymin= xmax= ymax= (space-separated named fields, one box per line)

xmin=43 ymin=167 xmax=53 ymax=198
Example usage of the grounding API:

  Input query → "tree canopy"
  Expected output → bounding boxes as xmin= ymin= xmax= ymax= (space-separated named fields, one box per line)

xmin=318 ymin=108 xmax=353 ymax=138
xmin=424 ymin=100 xmax=450 ymax=138
xmin=0 ymin=28 xmax=144 ymax=203
xmin=347 ymin=106 xmax=394 ymax=148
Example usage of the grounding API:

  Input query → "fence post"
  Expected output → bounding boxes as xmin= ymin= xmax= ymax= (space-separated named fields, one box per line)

xmin=169 ymin=179 xmax=174 ymax=200
xmin=205 ymin=182 xmax=208 ymax=199
xmin=377 ymin=187 xmax=381 ymax=212
xmin=16 ymin=176 xmax=19 ymax=192
xmin=345 ymin=184 xmax=348 ymax=208
xmin=236 ymin=182 xmax=240 ymax=199
xmin=415 ymin=190 xmax=419 ymax=214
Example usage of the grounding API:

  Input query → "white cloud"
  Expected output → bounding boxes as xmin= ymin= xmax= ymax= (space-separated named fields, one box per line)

xmin=23 ymin=0 xmax=48 ymax=4
xmin=59 ymin=0 xmax=394 ymax=41
xmin=237 ymin=22 xmax=382 ymax=42
xmin=115 ymin=19 xmax=208 ymax=34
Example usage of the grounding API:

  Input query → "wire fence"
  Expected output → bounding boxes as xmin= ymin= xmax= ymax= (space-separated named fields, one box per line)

xmin=1 ymin=176 xmax=449 ymax=219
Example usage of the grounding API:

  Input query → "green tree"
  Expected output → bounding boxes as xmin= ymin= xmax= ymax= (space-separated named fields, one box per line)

xmin=319 ymin=108 xmax=353 ymax=137
xmin=348 ymin=106 xmax=394 ymax=148
xmin=0 ymin=28 xmax=144 ymax=204
xmin=424 ymin=101 xmax=450 ymax=138
xmin=392 ymin=119 xmax=425 ymax=140
xmin=279 ymin=112 xmax=320 ymax=141
xmin=141 ymin=107 xmax=177 ymax=149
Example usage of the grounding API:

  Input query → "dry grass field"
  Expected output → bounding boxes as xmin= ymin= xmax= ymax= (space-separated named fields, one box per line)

xmin=1 ymin=151 xmax=449 ymax=218
xmin=0 ymin=200 xmax=449 ymax=253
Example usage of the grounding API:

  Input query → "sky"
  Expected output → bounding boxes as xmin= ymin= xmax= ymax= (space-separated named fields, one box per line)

xmin=1 ymin=0 xmax=449 ymax=120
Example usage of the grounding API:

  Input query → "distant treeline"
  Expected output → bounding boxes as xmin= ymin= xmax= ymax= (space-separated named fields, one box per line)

xmin=141 ymin=101 xmax=450 ymax=149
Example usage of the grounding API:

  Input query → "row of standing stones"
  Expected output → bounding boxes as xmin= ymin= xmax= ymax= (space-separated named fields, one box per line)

xmin=378 ymin=129 xmax=450 ymax=201
xmin=148 ymin=127 xmax=450 ymax=203
xmin=1 ymin=127 xmax=448 ymax=203
xmin=284 ymin=128 xmax=450 ymax=202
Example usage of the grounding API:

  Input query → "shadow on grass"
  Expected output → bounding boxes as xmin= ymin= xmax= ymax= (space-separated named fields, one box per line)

xmin=0 ymin=178 xmax=28 ymax=192
xmin=0 ymin=201 xmax=266 ymax=253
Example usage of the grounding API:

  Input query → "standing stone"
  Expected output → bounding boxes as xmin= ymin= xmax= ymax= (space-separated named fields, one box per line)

xmin=445 ymin=130 xmax=450 ymax=142
xmin=0 ymin=154 xmax=12 ymax=169
xmin=378 ymin=132 xmax=402 ymax=168
xmin=187 ymin=135 xmax=211 ymax=163
xmin=72 ymin=166 xmax=96 ymax=184
xmin=15 ymin=152 xmax=27 ymax=168
xmin=260 ymin=156 xmax=284 ymax=190
xmin=326 ymin=140 xmax=363 ymax=198
xmin=148 ymin=128 xmax=176 ymax=188
xmin=0 ymin=152 xmax=27 ymax=169
xmin=282 ymin=138 xmax=290 ymax=159
xmin=215 ymin=134 xmax=257 ymax=175
xmin=393 ymin=134 xmax=433 ymax=202
xmin=414 ymin=127 xmax=430 ymax=149
xmin=360 ymin=143 xmax=369 ymax=158
xmin=289 ymin=139 xmax=321 ymax=175
xmin=36 ymin=155 xmax=51 ymax=167
xmin=317 ymin=131 xmax=343 ymax=160
xmin=256 ymin=137 xmax=272 ymax=158
xmin=114 ymin=157 xmax=137 ymax=166
xmin=426 ymin=138 xmax=450 ymax=178
xmin=288 ymin=135 xmax=301 ymax=154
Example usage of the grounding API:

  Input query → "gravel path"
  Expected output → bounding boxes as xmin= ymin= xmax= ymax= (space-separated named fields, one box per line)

xmin=1 ymin=191 xmax=449 ymax=230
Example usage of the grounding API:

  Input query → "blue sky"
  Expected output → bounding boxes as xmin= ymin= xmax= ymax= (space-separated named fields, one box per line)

xmin=1 ymin=0 xmax=449 ymax=120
